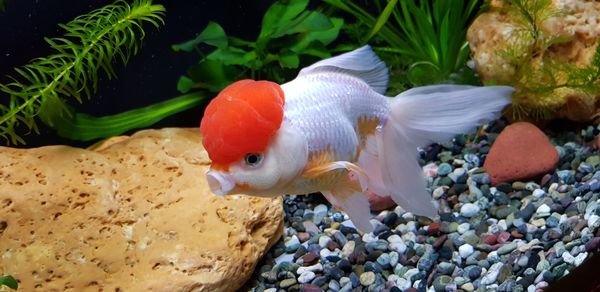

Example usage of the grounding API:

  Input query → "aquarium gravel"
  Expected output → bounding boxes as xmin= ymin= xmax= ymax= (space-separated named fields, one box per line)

xmin=244 ymin=121 xmax=600 ymax=292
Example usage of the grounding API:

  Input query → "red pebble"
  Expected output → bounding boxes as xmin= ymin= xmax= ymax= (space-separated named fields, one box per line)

xmin=302 ymin=284 xmax=324 ymax=292
xmin=367 ymin=191 xmax=396 ymax=211
xmin=511 ymin=230 xmax=524 ymax=239
xmin=433 ymin=234 xmax=448 ymax=249
xmin=497 ymin=231 xmax=511 ymax=244
xmin=301 ymin=252 xmax=319 ymax=266
xmin=428 ymin=223 xmax=441 ymax=235
xmin=327 ymin=240 xmax=339 ymax=251
xmin=482 ymin=234 xmax=498 ymax=245
xmin=297 ymin=232 xmax=310 ymax=242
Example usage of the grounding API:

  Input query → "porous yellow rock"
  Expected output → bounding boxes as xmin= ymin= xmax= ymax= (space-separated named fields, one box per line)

xmin=468 ymin=0 xmax=600 ymax=122
xmin=0 ymin=128 xmax=284 ymax=291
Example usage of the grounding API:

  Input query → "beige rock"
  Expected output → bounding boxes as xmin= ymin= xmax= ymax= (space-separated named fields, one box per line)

xmin=0 ymin=128 xmax=284 ymax=292
xmin=467 ymin=0 xmax=600 ymax=122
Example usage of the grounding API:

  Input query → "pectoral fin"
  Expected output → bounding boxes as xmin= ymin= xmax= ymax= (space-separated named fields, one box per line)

xmin=304 ymin=161 xmax=368 ymax=191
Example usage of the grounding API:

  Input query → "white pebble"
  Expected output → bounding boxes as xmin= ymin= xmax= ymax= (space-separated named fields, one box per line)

xmin=461 ymin=203 xmax=480 ymax=217
xmin=574 ymin=252 xmax=588 ymax=266
xmin=588 ymin=214 xmax=600 ymax=230
xmin=284 ymin=235 xmax=300 ymax=248
xmin=403 ymin=268 xmax=419 ymax=280
xmin=487 ymin=251 xmax=500 ymax=262
xmin=537 ymin=204 xmax=551 ymax=214
xmin=497 ymin=219 xmax=508 ymax=231
xmin=480 ymin=262 xmax=503 ymax=285
xmin=562 ymin=251 xmax=575 ymax=264
xmin=318 ymin=235 xmax=332 ymax=248
xmin=298 ymin=271 xmax=316 ymax=284
xmin=433 ymin=186 xmax=447 ymax=199
xmin=320 ymin=248 xmax=340 ymax=258
xmin=459 ymin=244 xmax=474 ymax=258
xmin=313 ymin=204 xmax=328 ymax=224
xmin=341 ymin=241 xmax=355 ymax=258
xmin=457 ymin=223 xmax=471 ymax=234
xmin=362 ymin=232 xmax=377 ymax=243
xmin=532 ymin=189 xmax=546 ymax=198
xmin=297 ymin=263 xmax=323 ymax=274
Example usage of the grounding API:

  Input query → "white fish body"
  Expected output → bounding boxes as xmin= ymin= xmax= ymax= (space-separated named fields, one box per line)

xmin=202 ymin=46 xmax=514 ymax=232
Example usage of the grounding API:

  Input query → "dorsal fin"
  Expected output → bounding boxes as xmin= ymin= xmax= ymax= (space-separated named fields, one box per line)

xmin=298 ymin=45 xmax=389 ymax=94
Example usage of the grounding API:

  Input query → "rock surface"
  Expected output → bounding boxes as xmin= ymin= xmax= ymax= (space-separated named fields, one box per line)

xmin=0 ymin=128 xmax=284 ymax=291
xmin=467 ymin=0 xmax=600 ymax=122
xmin=484 ymin=122 xmax=559 ymax=185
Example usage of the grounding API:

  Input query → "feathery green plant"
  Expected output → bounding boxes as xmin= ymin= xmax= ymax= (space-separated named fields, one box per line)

xmin=0 ymin=0 xmax=5 ymax=13
xmin=492 ymin=0 xmax=600 ymax=121
xmin=0 ymin=0 xmax=165 ymax=144
xmin=323 ymin=0 xmax=482 ymax=92
xmin=173 ymin=0 xmax=343 ymax=93
xmin=0 ymin=275 xmax=18 ymax=290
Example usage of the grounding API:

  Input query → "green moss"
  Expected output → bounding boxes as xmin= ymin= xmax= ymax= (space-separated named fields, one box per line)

xmin=493 ymin=0 xmax=600 ymax=121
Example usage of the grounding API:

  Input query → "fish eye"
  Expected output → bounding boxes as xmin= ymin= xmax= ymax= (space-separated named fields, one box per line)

xmin=244 ymin=153 xmax=263 ymax=167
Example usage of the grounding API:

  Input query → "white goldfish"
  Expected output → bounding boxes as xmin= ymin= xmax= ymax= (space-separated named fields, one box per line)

xmin=200 ymin=46 xmax=513 ymax=232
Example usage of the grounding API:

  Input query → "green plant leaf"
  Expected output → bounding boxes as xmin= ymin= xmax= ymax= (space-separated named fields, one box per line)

xmin=278 ymin=52 xmax=300 ymax=68
xmin=271 ymin=11 xmax=333 ymax=39
xmin=48 ymin=92 xmax=207 ymax=141
xmin=258 ymin=0 xmax=308 ymax=42
xmin=208 ymin=47 xmax=257 ymax=66
xmin=325 ymin=0 xmax=483 ymax=89
xmin=0 ymin=275 xmax=18 ymax=290
xmin=288 ymin=17 xmax=344 ymax=54
xmin=0 ymin=0 xmax=166 ymax=145
xmin=186 ymin=59 xmax=242 ymax=92
xmin=172 ymin=21 xmax=227 ymax=52
xmin=176 ymin=76 xmax=194 ymax=93
xmin=365 ymin=0 xmax=398 ymax=43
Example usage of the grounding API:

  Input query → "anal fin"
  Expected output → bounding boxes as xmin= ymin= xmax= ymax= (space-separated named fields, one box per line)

xmin=323 ymin=190 xmax=374 ymax=233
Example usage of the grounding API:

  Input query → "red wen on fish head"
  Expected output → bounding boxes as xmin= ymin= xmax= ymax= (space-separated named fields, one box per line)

xmin=200 ymin=79 xmax=285 ymax=166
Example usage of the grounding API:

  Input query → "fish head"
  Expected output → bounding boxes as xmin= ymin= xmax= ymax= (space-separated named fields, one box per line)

xmin=200 ymin=79 xmax=307 ymax=197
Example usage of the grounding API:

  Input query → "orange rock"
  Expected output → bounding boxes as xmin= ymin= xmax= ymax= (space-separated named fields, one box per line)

xmin=367 ymin=191 xmax=396 ymax=211
xmin=484 ymin=122 xmax=559 ymax=185
xmin=596 ymin=134 xmax=600 ymax=149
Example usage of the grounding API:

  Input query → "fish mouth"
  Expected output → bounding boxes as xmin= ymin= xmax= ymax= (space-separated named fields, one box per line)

xmin=206 ymin=170 xmax=235 ymax=196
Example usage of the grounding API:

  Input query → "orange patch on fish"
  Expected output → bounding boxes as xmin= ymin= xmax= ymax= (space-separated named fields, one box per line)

xmin=200 ymin=80 xmax=285 ymax=165
xmin=357 ymin=116 xmax=381 ymax=147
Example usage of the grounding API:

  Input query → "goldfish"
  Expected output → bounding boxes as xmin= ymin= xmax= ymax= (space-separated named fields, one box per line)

xmin=200 ymin=46 xmax=513 ymax=232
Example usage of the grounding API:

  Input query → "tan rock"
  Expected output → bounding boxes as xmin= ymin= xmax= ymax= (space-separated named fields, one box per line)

xmin=0 ymin=128 xmax=284 ymax=292
xmin=467 ymin=0 xmax=600 ymax=122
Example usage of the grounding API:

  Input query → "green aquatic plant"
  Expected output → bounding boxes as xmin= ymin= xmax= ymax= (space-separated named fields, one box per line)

xmin=0 ymin=275 xmax=17 ymax=290
xmin=173 ymin=0 xmax=343 ymax=93
xmin=0 ymin=0 xmax=165 ymax=144
xmin=490 ymin=0 xmax=600 ymax=121
xmin=0 ymin=0 xmax=5 ymax=13
xmin=323 ymin=0 xmax=482 ymax=91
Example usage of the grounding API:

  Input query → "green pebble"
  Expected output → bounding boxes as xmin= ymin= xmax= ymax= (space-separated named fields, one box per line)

xmin=433 ymin=275 xmax=453 ymax=292
xmin=586 ymin=155 xmax=600 ymax=167
xmin=494 ymin=205 xmax=517 ymax=219
xmin=279 ymin=278 xmax=297 ymax=288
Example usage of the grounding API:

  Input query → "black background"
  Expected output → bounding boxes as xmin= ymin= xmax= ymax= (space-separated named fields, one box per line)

xmin=0 ymin=0 xmax=272 ymax=147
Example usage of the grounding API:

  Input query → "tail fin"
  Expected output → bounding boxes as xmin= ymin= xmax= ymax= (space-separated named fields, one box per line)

xmin=378 ymin=85 xmax=514 ymax=217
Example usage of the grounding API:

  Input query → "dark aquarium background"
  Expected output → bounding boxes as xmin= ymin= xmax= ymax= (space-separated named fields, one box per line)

xmin=0 ymin=0 xmax=272 ymax=147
